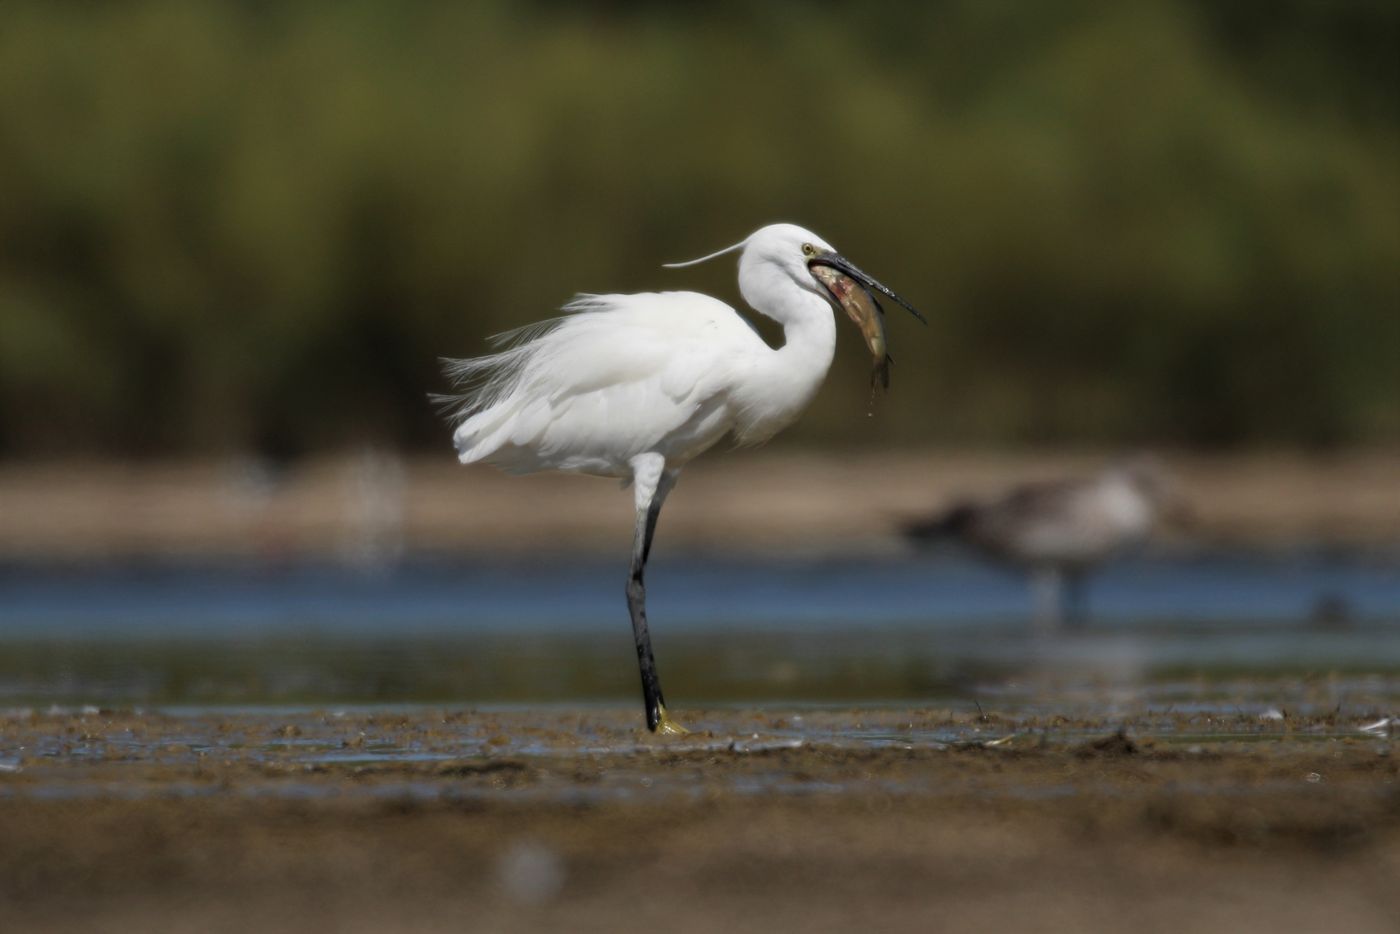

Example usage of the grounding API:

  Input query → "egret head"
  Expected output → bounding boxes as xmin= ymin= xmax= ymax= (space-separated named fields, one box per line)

xmin=666 ymin=223 xmax=924 ymax=390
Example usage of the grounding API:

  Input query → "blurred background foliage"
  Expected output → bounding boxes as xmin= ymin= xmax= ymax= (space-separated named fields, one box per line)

xmin=0 ymin=0 xmax=1395 ymax=458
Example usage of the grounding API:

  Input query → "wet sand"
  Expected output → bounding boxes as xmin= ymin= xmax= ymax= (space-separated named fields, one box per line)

xmin=3 ymin=707 xmax=1397 ymax=933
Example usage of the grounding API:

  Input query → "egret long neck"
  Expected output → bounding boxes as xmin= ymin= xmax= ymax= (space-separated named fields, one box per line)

xmin=773 ymin=292 xmax=837 ymax=375
xmin=734 ymin=287 xmax=836 ymax=444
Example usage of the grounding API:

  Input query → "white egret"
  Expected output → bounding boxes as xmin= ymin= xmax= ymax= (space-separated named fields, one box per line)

xmin=437 ymin=223 xmax=923 ymax=733
xmin=903 ymin=459 xmax=1184 ymax=629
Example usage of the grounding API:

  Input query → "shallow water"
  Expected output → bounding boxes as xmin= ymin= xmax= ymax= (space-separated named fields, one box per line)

xmin=3 ymin=551 xmax=1398 ymax=635
xmin=0 ymin=551 xmax=1396 ymax=706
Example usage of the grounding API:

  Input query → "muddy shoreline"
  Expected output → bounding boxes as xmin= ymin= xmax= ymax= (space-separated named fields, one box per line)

xmin=3 ymin=707 xmax=1396 ymax=933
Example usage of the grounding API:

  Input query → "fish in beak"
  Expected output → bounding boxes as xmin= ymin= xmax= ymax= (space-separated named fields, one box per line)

xmin=808 ymin=250 xmax=925 ymax=391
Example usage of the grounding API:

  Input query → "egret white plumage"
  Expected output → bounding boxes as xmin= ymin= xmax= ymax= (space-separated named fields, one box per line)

xmin=437 ymin=223 xmax=923 ymax=733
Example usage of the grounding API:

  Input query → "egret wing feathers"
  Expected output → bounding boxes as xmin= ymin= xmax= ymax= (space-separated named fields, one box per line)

xmin=439 ymin=292 xmax=763 ymax=476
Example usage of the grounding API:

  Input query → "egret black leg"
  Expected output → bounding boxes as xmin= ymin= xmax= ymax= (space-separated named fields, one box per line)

xmin=626 ymin=468 xmax=684 ymax=733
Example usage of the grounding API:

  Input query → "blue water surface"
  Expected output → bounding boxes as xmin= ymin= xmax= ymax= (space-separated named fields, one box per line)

xmin=1 ymin=551 xmax=1395 ymax=638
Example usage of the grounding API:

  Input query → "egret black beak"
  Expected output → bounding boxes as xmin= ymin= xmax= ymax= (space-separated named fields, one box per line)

xmin=808 ymin=251 xmax=926 ymax=324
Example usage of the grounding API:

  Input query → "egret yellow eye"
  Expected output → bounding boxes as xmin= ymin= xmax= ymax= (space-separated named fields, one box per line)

xmin=801 ymin=243 xmax=816 ymax=257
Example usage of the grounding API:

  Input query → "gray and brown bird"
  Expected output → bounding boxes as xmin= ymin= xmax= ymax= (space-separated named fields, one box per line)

xmin=904 ymin=459 xmax=1186 ymax=629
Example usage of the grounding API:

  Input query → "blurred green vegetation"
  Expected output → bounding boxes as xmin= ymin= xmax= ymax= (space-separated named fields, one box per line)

xmin=0 ymin=0 xmax=1396 ymax=456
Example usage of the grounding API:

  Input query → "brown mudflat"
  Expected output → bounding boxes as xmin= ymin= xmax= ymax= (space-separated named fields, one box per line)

xmin=2 ymin=707 xmax=1397 ymax=933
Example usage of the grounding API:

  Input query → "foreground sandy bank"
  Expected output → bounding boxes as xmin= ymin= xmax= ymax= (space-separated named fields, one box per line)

xmin=2 ymin=707 xmax=1397 ymax=933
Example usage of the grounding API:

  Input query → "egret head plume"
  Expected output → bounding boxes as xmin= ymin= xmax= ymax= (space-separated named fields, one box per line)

xmin=661 ymin=235 xmax=751 ymax=269
xmin=664 ymin=224 xmax=830 ymax=272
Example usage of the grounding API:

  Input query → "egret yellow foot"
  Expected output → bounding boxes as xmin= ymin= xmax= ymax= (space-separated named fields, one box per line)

xmin=654 ymin=705 xmax=689 ymax=735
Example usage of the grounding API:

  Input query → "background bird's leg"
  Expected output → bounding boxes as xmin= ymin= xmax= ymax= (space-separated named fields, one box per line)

xmin=1031 ymin=566 xmax=1064 ymax=634
xmin=626 ymin=455 xmax=685 ymax=734
xmin=1064 ymin=571 xmax=1090 ymax=628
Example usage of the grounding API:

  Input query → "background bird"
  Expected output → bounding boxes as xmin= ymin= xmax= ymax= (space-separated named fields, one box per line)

xmin=903 ymin=459 xmax=1184 ymax=630
xmin=437 ymin=223 xmax=923 ymax=732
